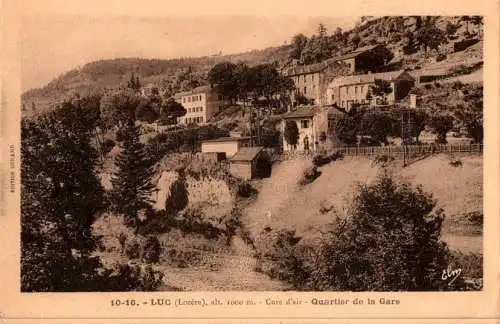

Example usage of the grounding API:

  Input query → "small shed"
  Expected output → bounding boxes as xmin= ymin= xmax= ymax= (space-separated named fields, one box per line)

xmin=230 ymin=146 xmax=266 ymax=180
xmin=201 ymin=136 xmax=251 ymax=159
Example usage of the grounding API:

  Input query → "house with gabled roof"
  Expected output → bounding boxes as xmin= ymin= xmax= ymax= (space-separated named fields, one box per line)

xmin=281 ymin=105 xmax=346 ymax=152
xmin=282 ymin=44 xmax=393 ymax=106
xmin=326 ymin=70 xmax=416 ymax=111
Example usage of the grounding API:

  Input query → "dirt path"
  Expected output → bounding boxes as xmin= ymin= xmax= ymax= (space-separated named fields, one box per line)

xmin=160 ymin=236 xmax=289 ymax=291
xmin=242 ymin=157 xmax=311 ymax=238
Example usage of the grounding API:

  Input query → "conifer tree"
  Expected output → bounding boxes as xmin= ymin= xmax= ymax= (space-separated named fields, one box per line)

xmin=111 ymin=119 xmax=156 ymax=227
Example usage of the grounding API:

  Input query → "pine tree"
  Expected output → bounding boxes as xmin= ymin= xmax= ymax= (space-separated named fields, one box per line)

xmin=111 ymin=119 xmax=156 ymax=227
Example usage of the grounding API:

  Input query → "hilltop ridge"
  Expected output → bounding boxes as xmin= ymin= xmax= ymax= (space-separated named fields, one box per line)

xmin=22 ymin=15 xmax=483 ymax=114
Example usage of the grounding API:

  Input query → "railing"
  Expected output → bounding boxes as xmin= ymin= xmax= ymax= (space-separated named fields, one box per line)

xmin=335 ymin=143 xmax=483 ymax=157
xmin=280 ymin=143 xmax=483 ymax=160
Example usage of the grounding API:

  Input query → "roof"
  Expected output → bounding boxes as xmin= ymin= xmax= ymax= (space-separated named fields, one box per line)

xmin=231 ymin=146 xmax=264 ymax=162
xmin=283 ymin=44 xmax=382 ymax=76
xmin=328 ymin=70 xmax=415 ymax=87
xmin=281 ymin=105 xmax=346 ymax=119
xmin=201 ymin=136 xmax=251 ymax=144
xmin=175 ymin=84 xmax=214 ymax=98
xmin=281 ymin=106 xmax=318 ymax=119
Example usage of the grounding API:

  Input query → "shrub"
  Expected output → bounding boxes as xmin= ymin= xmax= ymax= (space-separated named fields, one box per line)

xmin=236 ymin=181 xmax=258 ymax=198
xmin=298 ymin=166 xmax=321 ymax=185
xmin=254 ymin=229 xmax=308 ymax=286
xmin=464 ymin=211 xmax=483 ymax=226
xmin=372 ymin=154 xmax=395 ymax=167
xmin=306 ymin=173 xmax=452 ymax=291
xmin=103 ymin=263 xmax=165 ymax=291
xmin=313 ymin=154 xmax=331 ymax=167
xmin=142 ymin=236 xmax=161 ymax=263
xmin=165 ymin=177 xmax=189 ymax=214
xmin=449 ymin=157 xmax=463 ymax=167
xmin=125 ymin=240 xmax=141 ymax=259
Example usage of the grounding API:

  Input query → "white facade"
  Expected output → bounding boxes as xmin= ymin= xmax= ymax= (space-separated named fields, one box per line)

xmin=175 ymin=85 xmax=226 ymax=125
xmin=201 ymin=137 xmax=251 ymax=158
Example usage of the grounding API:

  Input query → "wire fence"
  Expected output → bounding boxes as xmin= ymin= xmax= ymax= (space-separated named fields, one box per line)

xmin=335 ymin=143 xmax=483 ymax=157
xmin=280 ymin=143 xmax=483 ymax=160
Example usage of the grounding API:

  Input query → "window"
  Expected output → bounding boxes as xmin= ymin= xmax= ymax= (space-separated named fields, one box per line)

xmin=355 ymin=86 xmax=358 ymax=94
xmin=200 ymin=106 xmax=203 ymax=112
xmin=218 ymin=94 xmax=222 ymax=100
xmin=300 ymin=120 xmax=309 ymax=129
xmin=303 ymin=86 xmax=307 ymax=95
xmin=331 ymin=94 xmax=335 ymax=101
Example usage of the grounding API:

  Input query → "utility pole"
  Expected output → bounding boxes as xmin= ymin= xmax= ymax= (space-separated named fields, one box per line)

xmin=249 ymin=107 xmax=254 ymax=146
xmin=401 ymin=110 xmax=407 ymax=167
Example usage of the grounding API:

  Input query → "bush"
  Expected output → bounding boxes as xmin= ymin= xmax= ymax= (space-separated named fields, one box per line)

xmin=306 ymin=173 xmax=452 ymax=291
xmin=372 ymin=154 xmax=395 ymax=167
xmin=313 ymin=154 xmax=331 ymax=167
xmin=449 ymin=157 xmax=463 ymax=167
xmin=298 ymin=166 xmax=321 ymax=185
xmin=236 ymin=181 xmax=258 ymax=198
xmin=125 ymin=240 xmax=141 ymax=259
xmin=142 ymin=236 xmax=161 ymax=263
xmin=254 ymin=229 xmax=308 ymax=286
xmin=103 ymin=263 xmax=165 ymax=291
xmin=165 ymin=177 xmax=189 ymax=214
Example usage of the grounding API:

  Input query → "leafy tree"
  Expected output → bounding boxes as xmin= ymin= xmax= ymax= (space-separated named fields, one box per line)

xmin=21 ymin=105 xmax=105 ymax=291
xmin=127 ymin=73 xmax=141 ymax=92
xmin=427 ymin=114 xmax=454 ymax=144
xmin=445 ymin=22 xmax=460 ymax=37
xmin=160 ymin=98 xmax=187 ymax=124
xmin=135 ymin=97 xmax=160 ymax=123
xmin=290 ymin=33 xmax=308 ymax=60
xmin=416 ymin=26 xmax=447 ymax=53
xmin=284 ymin=120 xmax=299 ymax=150
xmin=329 ymin=115 xmax=358 ymax=146
xmin=208 ymin=62 xmax=238 ymax=102
xmin=350 ymin=32 xmax=362 ymax=49
xmin=361 ymin=110 xmax=397 ymax=145
xmin=100 ymin=90 xmax=141 ymax=128
xmin=307 ymin=173 xmax=451 ymax=291
xmin=454 ymin=92 xmax=483 ymax=143
xmin=370 ymin=79 xmax=393 ymax=104
xmin=110 ymin=119 xmax=156 ymax=227
xmin=234 ymin=63 xmax=257 ymax=107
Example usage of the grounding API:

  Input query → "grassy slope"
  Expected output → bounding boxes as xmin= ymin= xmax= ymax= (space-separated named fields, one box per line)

xmin=243 ymin=154 xmax=483 ymax=253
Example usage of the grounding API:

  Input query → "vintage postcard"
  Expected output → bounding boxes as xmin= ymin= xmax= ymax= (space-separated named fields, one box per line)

xmin=1 ymin=0 xmax=499 ymax=322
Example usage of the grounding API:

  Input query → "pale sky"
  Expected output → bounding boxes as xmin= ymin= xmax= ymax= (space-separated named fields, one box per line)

xmin=20 ymin=12 xmax=358 ymax=91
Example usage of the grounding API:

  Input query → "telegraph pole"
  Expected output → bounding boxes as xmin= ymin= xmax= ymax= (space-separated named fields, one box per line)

xmin=401 ymin=110 xmax=407 ymax=167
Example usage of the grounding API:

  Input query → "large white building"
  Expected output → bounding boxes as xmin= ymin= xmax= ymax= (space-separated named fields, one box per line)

xmin=174 ymin=85 xmax=227 ymax=125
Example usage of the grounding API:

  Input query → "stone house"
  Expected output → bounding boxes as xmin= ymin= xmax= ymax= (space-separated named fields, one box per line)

xmin=326 ymin=70 xmax=416 ymax=111
xmin=282 ymin=44 xmax=393 ymax=106
xmin=281 ymin=105 xmax=346 ymax=152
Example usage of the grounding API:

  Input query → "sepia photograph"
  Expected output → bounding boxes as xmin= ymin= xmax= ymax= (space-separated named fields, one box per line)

xmin=19 ymin=13 xmax=485 ymax=294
